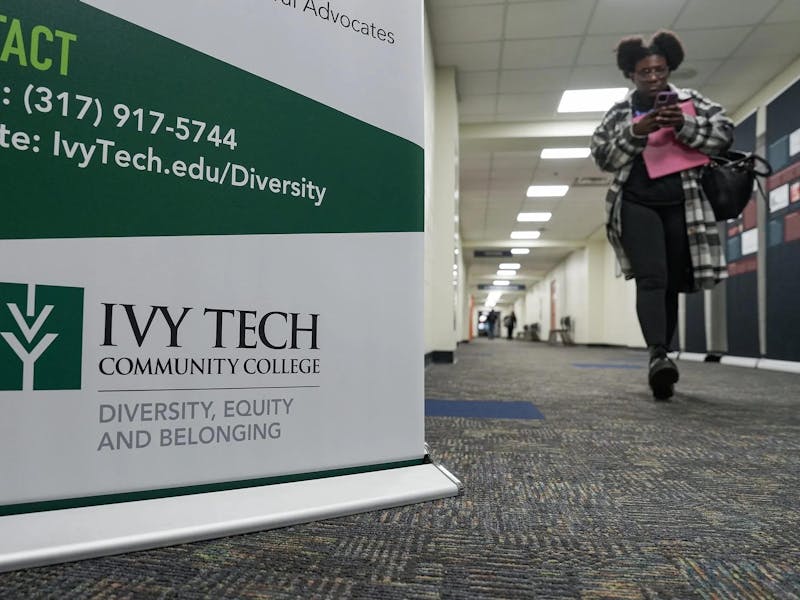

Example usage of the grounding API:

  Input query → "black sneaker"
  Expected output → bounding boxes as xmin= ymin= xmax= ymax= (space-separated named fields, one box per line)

xmin=649 ymin=356 xmax=679 ymax=400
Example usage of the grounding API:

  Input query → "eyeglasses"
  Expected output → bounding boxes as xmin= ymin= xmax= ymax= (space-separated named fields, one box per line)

xmin=634 ymin=66 xmax=669 ymax=78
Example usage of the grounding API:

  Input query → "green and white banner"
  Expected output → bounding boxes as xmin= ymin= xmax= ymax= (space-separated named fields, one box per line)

xmin=0 ymin=0 xmax=425 ymax=515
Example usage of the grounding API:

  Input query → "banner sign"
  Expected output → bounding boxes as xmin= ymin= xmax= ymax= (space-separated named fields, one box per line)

xmin=473 ymin=250 xmax=512 ymax=258
xmin=477 ymin=284 xmax=526 ymax=291
xmin=0 ymin=0 xmax=425 ymax=514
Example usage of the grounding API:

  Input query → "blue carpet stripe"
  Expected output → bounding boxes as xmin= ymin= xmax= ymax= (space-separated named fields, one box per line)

xmin=425 ymin=399 xmax=544 ymax=419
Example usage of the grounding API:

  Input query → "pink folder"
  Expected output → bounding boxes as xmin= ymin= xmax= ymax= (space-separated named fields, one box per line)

xmin=634 ymin=100 xmax=710 ymax=178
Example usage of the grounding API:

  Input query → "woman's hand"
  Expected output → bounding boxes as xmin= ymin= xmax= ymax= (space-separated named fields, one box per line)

xmin=631 ymin=111 xmax=662 ymax=136
xmin=632 ymin=106 xmax=685 ymax=136
xmin=653 ymin=105 xmax=685 ymax=129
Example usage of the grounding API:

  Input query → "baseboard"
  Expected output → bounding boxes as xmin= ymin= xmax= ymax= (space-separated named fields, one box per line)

xmin=671 ymin=353 xmax=800 ymax=374
xmin=432 ymin=351 xmax=455 ymax=364
xmin=757 ymin=358 xmax=800 ymax=374
xmin=677 ymin=352 xmax=707 ymax=362
xmin=424 ymin=351 xmax=456 ymax=366
xmin=720 ymin=355 xmax=759 ymax=368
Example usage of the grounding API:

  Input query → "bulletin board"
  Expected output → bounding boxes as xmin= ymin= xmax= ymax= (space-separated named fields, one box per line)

xmin=724 ymin=114 xmax=760 ymax=358
xmin=765 ymin=78 xmax=800 ymax=361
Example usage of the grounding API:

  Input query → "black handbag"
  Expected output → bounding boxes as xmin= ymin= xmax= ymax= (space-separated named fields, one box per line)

xmin=700 ymin=150 xmax=773 ymax=221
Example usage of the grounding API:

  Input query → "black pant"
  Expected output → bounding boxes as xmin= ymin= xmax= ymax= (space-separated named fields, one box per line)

xmin=620 ymin=200 xmax=692 ymax=350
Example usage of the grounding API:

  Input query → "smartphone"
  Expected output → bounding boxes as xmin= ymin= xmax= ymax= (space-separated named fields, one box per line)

xmin=654 ymin=91 xmax=679 ymax=107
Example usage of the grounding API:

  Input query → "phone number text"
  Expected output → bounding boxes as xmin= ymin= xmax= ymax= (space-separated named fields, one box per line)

xmin=20 ymin=84 xmax=237 ymax=150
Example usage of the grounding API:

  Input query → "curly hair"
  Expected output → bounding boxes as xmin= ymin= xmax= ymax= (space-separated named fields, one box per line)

xmin=615 ymin=30 xmax=684 ymax=77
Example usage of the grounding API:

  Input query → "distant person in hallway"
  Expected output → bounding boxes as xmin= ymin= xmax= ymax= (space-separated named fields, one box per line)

xmin=504 ymin=311 xmax=517 ymax=339
xmin=486 ymin=309 xmax=498 ymax=339
xmin=590 ymin=30 xmax=733 ymax=400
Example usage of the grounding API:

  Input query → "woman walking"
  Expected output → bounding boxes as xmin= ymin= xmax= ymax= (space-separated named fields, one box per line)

xmin=591 ymin=30 xmax=733 ymax=400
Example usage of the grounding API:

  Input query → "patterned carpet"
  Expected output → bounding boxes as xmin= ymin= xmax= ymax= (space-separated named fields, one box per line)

xmin=2 ymin=339 xmax=799 ymax=598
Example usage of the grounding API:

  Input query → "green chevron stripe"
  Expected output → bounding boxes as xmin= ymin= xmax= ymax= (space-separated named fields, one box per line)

xmin=0 ymin=458 xmax=425 ymax=516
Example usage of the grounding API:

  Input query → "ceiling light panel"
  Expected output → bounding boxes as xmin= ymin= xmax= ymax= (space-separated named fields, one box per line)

xmin=526 ymin=185 xmax=568 ymax=197
xmin=498 ymin=263 xmax=521 ymax=270
xmin=557 ymin=88 xmax=628 ymax=113
xmin=510 ymin=231 xmax=541 ymax=240
xmin=540 ymin=147 xmax=591 ymax=159
xmin=517 ymin=212 xmax=552 ymax=222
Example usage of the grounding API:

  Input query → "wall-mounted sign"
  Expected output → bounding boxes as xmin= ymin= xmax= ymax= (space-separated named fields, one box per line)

xmin=478 ymin=284 xmax=526 ymax=291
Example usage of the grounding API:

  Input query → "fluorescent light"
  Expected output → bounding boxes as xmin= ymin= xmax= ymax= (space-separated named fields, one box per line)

xmin=541 ymin=147 xmax=591 ymax=159
xmin=485 ymin=290 xmax=503 ymax=307
xmin=498 ymin=263 xmax=521 ymax=270
xmin=497 ymin=270 xmax=516 ymax=277
xmin=557 ymin=88 xmax=628 ymax=113
xmin=493 ymin=280 xmax=510 ymax=286
xmin=511 ymin=231 xmax=541 ymax=240
xmin=517 ymin=212 xmax=552 ymax=222
xmin=526 ymin=185 xmax=568 ymax=197
xmin=511 ymin=248 xmax=530 ymax=255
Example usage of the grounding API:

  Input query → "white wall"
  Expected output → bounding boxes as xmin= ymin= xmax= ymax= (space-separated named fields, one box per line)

xmin=599 ymin=237 xmax=645 ymax=347
xmin=523 ymin=275 xmax=552 ymax=339
xmin=563 ymin=249 xmax=588 ymax=340
xmin=584 ymin=238 xmax=607 ymax=344
xmin=423 ymin=11 xmax=462 ymax=356
xmin=732 ymin=55 xmax=800 ymax=132
xmin=455 ymin=245 xmax=468 ymax=342
xmin=423 ymin=13 xmax=435 ymax=354
xmin=428 ymin=67 xmax=459 ymax=354
xmin=522 ymin=281 xmax=545 ymax=333
xmin=513 ymin=296 xmax=526 ymax=336
xmin=520 ymin=250 xmax=585 ymax=340
xmin=520 ymin=228 xmax=643 ymax=348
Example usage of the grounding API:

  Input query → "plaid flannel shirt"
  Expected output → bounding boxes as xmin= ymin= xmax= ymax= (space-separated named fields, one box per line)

xmin=590 ymin=85 xmax=734 ymax=291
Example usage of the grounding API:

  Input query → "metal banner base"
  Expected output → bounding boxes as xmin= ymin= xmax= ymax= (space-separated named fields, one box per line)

xmin=0 ymin=462 xmax=462 ymax=572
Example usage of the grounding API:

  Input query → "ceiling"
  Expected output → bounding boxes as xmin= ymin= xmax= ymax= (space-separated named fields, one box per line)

xmin=426 ymin=0 xmax=800 ymax=308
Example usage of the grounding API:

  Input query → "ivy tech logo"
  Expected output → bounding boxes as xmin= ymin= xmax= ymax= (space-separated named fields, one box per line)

xmin=0 ymin=283 xmax=84 ymax=391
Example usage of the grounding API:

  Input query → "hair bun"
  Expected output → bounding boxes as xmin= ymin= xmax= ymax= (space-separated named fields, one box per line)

xmin=615 ymin=36 xmax=647 ymax=73
xmin=650 ymin=30 xmax=684 ymax=70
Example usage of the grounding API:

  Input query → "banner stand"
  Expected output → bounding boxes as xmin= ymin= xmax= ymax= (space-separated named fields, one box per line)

xmin=0 ymin=457 xmax=461 ymax=573
xmin=1 ymin=0 xmax=448 ymax=573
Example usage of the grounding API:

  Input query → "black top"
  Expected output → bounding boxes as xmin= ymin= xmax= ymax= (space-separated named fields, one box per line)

xmin=622 ymin=92 xmax=684 ymax=206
